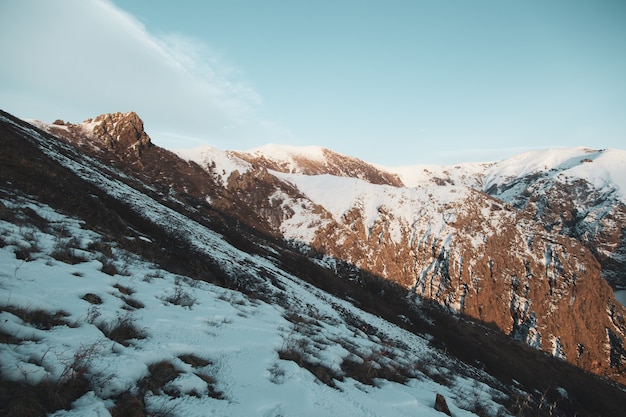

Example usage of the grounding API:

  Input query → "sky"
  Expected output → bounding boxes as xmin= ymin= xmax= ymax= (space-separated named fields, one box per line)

xmin=1 ymin=0 xmax=625 ymax=166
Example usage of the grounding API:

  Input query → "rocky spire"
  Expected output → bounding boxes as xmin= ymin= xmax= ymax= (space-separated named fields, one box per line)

xmin=87 ymin=111 xmax=152 ymax=156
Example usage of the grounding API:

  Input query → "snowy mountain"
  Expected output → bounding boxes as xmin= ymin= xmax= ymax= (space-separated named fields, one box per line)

xmin=234 ymin=141 xmax=626 ymax=294
xmin=482 ymin=147 xmax=626 ymax=294
xmin=174 ymin=137 xmax=626 ymax=378
xmin=2 ymin=109 xmax=626 ymax=416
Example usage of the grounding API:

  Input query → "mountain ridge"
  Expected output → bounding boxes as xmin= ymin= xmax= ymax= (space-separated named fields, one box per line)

xmin=14 ymin=110 xmax=626 ymax=384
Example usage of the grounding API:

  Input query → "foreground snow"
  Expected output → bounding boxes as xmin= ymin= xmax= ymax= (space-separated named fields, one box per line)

xmin=0 ymin=195 xmax=505 ymax=416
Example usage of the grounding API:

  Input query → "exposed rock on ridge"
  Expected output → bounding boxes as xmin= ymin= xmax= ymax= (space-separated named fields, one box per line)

xmin=235 ymin=145 xmax=403 ymax=186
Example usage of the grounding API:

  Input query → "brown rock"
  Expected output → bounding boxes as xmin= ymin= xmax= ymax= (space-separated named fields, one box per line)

xmin=434 ymin=393 xmax=452 ymax=416
xmin=90 ymin=111 xmax=152 ymax=156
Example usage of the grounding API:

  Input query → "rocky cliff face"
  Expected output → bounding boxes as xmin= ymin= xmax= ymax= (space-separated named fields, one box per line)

xmin=484 ymin=152 xmax=626 ymax=292
xmin=288 ymin=180 xmax=626 ymax=381
xmin=32 ymin=112 xmax=626 ymax=384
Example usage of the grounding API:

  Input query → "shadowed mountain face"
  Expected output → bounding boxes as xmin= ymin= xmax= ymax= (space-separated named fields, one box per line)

xmin=4 ymin=109 xmax=626 ymax=400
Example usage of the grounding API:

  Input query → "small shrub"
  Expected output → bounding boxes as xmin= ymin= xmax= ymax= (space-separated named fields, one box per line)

xmin=195 ymin=372 xmax=226 ymax=399
xmin=13 ymin=241 xmax=38 ymax=261
xmin=109 ymin=392 xmax=145 ymax=417
xmin=0 ymin=376 xmax=90 ymax=417
xmin=268 ymin=362 xmax=286 ymax=384
xmin=143 ymin=270 xmax=164 ymax=283
xmin=0 ymin=382 xmax=46 ymax=417
xmin=86 ymin=305 xmax=101 ymax=324
xmin=278 ymin=336 xmax=341 ymax=389
xmin=177 ymin=354 xmax=225 ymax=399
xmin=122 ymin=297 xmax=144 ymax=310
xmin=100 ymin=313 xmax=145 ymax=346
xmin=423 ymin=365 xmax=456 ymax=387
xmin=340 ymin=356 xmax=377 ymax=385
xmin=51 ymin=238 xmax=86 ymax=264
xmin=88 ymin=241 xmax=114 ymax=258
xmin=1 ymin=306 xmax=69 ymax=330
xmin=99 ymin=256 xmax=119 ymax=276
xmin=163 ymin=285 xmax=197 ymax=308
xmin=82 ymin=293 xmax=103 ymax=305
xmin=139 ymin=361 xmax=180 ymax=396
xmin=113 ymin=283 xmax=134 ymax=296
xmin=0 ymin=342 xmax=106 ymax=416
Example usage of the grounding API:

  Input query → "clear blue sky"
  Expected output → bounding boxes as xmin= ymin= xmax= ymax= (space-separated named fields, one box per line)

xmin=1 ymin=0 xmax=625 ymax=165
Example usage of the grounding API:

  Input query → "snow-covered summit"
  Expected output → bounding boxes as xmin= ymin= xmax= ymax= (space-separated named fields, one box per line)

xmin=245 ymin=143 xmax=329 ymax=165
xmin=484 ymin=147 xmax=626 ymax=203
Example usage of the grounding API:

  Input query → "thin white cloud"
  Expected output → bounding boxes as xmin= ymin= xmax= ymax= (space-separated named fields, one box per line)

xmin=0 ymin=0 xmax=282 ymax=149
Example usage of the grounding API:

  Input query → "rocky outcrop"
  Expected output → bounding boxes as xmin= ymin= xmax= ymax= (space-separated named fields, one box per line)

xmin=87 ymin=111 xmax=152 ymax=156
xmin=434 ymin=393 xmax=452 ymax=416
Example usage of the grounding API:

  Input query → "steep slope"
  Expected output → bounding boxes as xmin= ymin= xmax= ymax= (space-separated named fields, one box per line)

xmin=232 ymin=143 xmax=626 ymax=302
xmin=13 ymin=111 xmax=626 ymax=388
xmin=1 ymin=111 xmax=502 ymax=417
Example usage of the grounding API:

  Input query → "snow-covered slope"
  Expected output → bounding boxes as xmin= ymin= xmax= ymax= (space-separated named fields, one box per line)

xmin=1 ymin=195 xmax=495 ymax=417
xmin=0 ymin=111 xmax=539 ymax=417
xmin=273 ymin=171 xmax=468 ymax=246
xmin=174 ymin=145 xmax=252 ymax=186
xmin=226 ymin=145 xmax=626 ymax=376
xmin=99 ymin=117 xmax=626 ymax=380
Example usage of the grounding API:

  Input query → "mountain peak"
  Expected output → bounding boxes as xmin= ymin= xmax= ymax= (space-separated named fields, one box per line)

xmin=85 ymin=111 xmax=152 ymax=152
